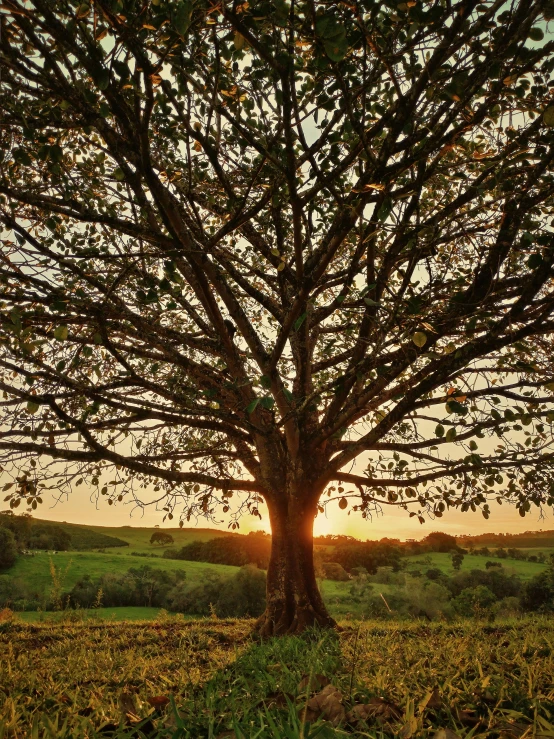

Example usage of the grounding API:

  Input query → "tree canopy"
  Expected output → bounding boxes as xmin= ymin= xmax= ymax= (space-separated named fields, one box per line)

xmin=2 ymin=0 xmax=554 ymax=632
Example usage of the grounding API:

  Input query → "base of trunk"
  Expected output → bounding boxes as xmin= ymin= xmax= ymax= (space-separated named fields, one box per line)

xmin=254 ymin=600 xmax=337 ymax=636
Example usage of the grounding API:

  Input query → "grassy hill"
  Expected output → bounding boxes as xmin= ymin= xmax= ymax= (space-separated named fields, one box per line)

xmin=3 ymin=550 xmax=237 ymax=599
xmin=1 ymin=615 xmax=553 ymax=738
xmin=404 ymin=551 xmax=546 ymax=580
xmin=30 ymin=517 xmax=237 ymax=553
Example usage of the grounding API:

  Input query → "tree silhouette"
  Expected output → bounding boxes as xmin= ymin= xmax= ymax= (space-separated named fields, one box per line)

xmin=2 ymin=0 xmax=554 ymax=633
xmin=149 ymin=531 xmax=174 ymax=546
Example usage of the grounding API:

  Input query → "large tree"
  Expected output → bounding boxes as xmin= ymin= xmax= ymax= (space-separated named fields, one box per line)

xmin=2 ymin=0 xmax=554 ymax=634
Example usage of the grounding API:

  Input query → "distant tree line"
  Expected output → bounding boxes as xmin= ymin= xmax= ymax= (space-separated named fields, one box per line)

xmin=0 ymin=564 xmax=266 ymax=618
xmin=161 ymin=531 xmax=460 ymax=576
xmin=164 ymin=532 xmax=272 ymax=568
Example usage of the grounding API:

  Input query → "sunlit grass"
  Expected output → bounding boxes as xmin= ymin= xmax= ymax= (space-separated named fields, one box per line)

xmin=2 ymin=615 xmax=554 ymax=737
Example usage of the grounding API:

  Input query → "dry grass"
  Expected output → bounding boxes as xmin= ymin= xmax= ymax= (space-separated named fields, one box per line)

xmin=1 ymin=614 xmax=554 ymax=738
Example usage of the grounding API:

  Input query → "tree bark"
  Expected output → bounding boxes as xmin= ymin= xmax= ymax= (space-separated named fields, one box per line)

xmin=254 ymin=496 xmax=337 ymax=636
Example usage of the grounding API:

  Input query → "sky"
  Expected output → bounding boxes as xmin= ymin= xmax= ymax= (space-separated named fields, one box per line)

xmin=25 ymin=484 xmax=554 ymax=540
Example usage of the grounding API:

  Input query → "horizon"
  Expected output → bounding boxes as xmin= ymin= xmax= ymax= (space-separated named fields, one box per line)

xmin=11 ymin=489 xmax=553 ymax=541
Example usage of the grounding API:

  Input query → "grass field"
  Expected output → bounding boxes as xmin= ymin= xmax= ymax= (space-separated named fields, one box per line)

xmin=2 ymin=615 xmax=554 ymax=737
xmin=404 ymin=551 xmax=546 ymax=580
xmin=16 ymin=607 xmax=180 ymax=623
xmin=39 ymin=519 xmax=235 ymax=553
xmin=0 ymin=550 xmax=237 ymax=598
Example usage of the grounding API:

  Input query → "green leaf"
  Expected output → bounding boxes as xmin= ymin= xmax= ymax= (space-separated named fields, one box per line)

xmin=173 ymin=0 xmax=192 ymax=35
xmin=324 ymin=37 xmax=347 ymax=62
xmin=259 ymin=395 xmax=274 ymax=410
xmin=412 ymin=331 xmax=427 ymax=348
xmin=95 ymin=68 xmax=110 ymax=91
xmin=529 ymin=27 xmax=544 ymax=41
xmin=246 ymin=398 xmax=260 ymax=414
xmin=26 ymin=400 xmax=40 ymax=414
xmin=435 ymin=424 xmax=445 ymax=438
xmin=376 ymin=197 xmax=392 ymax=222
xmin=543 ymin=106 xmax=554 ymax=126
xmin=293 ymin=312 xmax=307 ymax=331
xmin=54 ymin=326 xmax=68 ymax=341
xmin=445 ymin=427 xmax=457 ymax=442
xmin=527 ymin=253 xmax=543 ymax=269
xmin=114 ymin=168 xmax=125 ymax=181
xmin=260 ymin=375 xmax=272 ymax=389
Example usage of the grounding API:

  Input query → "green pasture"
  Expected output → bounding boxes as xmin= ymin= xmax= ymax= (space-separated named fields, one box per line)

xmin=15 ymin=607 xmax=175 ymax=623
xmin=86 ymin=523 xmax=233 ymax=553
xmin=28 ymin=518 xmax=233 ymax=553
xmin=404 ymin=551 xmax=547 ymax=580
xmin=0 ymin=550 xmax=238 ymax=598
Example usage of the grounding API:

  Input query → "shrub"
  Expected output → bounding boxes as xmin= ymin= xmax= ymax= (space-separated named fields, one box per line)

xmin=331 ymin=542 xmax=401 ymax=574
xmin=321 ymin=562 xmax=350 ymax=581
xmin=451 ymin=552 xmax=464 ymax=571
xmin=168 ymin=565 xmax=266 ymax=618
xmin=425 ymin=568 xmax=444 ymax=581
xmin=29 ymin=525 xmax=71 ymax=551
xmin=452 ymin=586 xmax=497 ymax=617
xmin=0 ymin=527 xmax=18 ymax=570
xmin=403 ymin=580 xmax=453 ymax=621
xmin=520 ymin=572 xmax=554 ymax=612
xmin=448 ymin=568 xmax=521 ymax=599
xmin=150 ymin=532 xmax=174 ymax=546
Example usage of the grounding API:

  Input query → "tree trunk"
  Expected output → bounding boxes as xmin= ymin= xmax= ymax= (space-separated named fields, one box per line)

xmin=254 ymin=497 xmax=337 ymax=636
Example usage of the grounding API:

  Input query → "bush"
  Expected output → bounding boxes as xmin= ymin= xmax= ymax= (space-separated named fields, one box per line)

xmin=150 ymin=532 xmax=174 ymax=546
xmin=68 ymin=566 xmax=186 ymax=609
xmin=485 ymin=561 xmax=502 ymax=569
xmin=168 ymin=565 xmax=266 ymax=617
xmin=452 ymin=586 xmax=497 ymax=617
xmin=403 ymin=580 xmax=453 ymax=621
xmin=321 ymin=562 xmax=350 ymax=581
xmin=0 ymin=527 xmax=18 ymax=570
xmin=448 ymin=568 xmax=521 ymax=599
xmin=331 ymin=542 xmax=401 ymax=574
xmin=29 ymin=525 xmax=71 ymax=551
xmin=425 ymin=568 xmax=444 ymax=581
xmin=521 ymin=572 xmax=554 ymax=612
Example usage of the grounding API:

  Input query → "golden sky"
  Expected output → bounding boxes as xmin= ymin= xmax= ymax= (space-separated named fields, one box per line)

xmin=28 ymin=489 xmax=553 ymax=539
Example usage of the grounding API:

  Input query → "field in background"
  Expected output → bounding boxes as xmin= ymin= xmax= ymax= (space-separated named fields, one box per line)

xmin=1 ymin=615 xmax=553 ymax=738
xmin=1 ymin=546 xmax=549 ymax=620
xmin=1 ymin=550 xmax=237 ymax=597
xmin=25 ymin=517 xmax=236 ymax=553
xmin=403 ymin=551 xmax=546 ymax=580
xmin=16 ymin=607 xmax=171 ymax=622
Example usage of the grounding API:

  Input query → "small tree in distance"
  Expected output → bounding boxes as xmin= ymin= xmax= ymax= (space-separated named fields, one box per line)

xmin=451 ymin=551 xmax=464 ymax=571
xmin=150 ymin=531 xmax=175 ymax=546
xmin=2 ymin=0 xmax=554 ymax=634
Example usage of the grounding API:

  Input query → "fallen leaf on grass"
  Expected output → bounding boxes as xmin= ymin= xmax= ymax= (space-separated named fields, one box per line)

xmin=147 ymin=695 xmax=170 ymax=710
xmin=455 ymin=707 xmax=481 ymax=726
xmin=297 ymin=673 xmax=330 ymax=693
xmin=423 ymin=687 xmax=442 ymax=711
xmin=400 ymin=715 xmax=419 ymax=738
xmin=346 ymin=697 xmax=403 ymax=728
xmin=299 ymin=683 xmax=345 ymax=726
xmin=119 ymin=690 xmax=139 ymax=719
xmin=433 ymin=729 xmax=462 ymax=739
xmin=496 ymin=720 xmax=533 ymax=739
